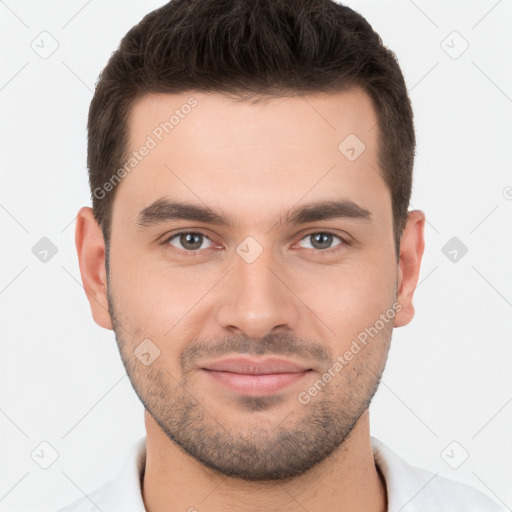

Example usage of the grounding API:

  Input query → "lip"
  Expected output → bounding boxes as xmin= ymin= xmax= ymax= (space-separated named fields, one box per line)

xmin=200 ymin=357 xmax=313 ymax=396
xmin=202 ymin=357 xmax=311 ymax=374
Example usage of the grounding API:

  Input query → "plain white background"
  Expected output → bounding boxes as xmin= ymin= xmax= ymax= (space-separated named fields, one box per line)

xmin=1 ymin=1 xmax=511 ymax=511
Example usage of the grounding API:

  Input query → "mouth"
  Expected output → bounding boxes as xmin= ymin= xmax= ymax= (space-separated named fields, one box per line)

xmin=199 ymin=357 xmax=314 ymax=396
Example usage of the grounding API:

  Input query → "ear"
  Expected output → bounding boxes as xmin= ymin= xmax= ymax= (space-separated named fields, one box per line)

xmin=75 ymin=206 xmax=113 ymax=330
xmin=394 ymin=210 xmax=426 ymax=328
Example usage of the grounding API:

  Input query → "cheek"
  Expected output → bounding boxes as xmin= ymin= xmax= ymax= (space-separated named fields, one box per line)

xmin=110 ymin=243 xmax=184 ymax=312
xmin=297 ymin=258 xmax=396 ymax=340
xmin=109 ymin=250 xmax=212 ymax=359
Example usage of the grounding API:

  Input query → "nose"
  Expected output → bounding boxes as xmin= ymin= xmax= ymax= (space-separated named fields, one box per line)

xmin=215 ymin=243 xmax=300 ymax=340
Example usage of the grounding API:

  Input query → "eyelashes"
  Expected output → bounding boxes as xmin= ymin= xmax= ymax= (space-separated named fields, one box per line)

xmin=162 ymin=230 xmax=351 ymax=257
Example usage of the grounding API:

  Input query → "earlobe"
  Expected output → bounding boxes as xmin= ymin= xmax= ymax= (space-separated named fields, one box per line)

xmin=394 ymin=210 xmax=426 ymax=328
xmin=75 ymin=207 xmax=113 ymax=330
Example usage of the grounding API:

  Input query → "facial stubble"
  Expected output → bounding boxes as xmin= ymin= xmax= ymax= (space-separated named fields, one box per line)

xmin=106 ymin=281 xmax=393 ymax=481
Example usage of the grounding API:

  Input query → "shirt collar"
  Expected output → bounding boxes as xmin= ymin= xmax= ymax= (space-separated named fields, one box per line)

xmin=82 ymin=435 xmax=503 ymax=512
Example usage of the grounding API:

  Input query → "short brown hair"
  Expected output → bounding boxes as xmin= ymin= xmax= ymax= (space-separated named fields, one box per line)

xmin=88 ymin=0 xmax=415 ymax=259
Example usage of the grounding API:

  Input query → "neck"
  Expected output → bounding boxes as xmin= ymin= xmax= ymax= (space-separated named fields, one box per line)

xmin=141 ymin=410 xmax=387 ymax=512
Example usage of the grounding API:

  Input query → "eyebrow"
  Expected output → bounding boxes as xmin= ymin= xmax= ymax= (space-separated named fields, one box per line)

xmin=136 ymin=197 xmax=373 ymax=230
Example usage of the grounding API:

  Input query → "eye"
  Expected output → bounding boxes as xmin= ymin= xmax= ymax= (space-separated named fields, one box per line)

xmin=165 ymin=231 xmax=214 ymax=254
xmin=162 ymin=230 xmax=350 ymax=257
xmin=296 ymin=231 xmax=348 ymax=252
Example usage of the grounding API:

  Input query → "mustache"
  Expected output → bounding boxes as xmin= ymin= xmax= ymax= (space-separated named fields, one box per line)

xmin=180 ymin=332 xmax=331 ymax=372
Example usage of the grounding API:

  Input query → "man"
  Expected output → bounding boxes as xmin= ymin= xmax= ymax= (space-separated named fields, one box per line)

xmin=60 ymin=0 xmax=505 ymax=510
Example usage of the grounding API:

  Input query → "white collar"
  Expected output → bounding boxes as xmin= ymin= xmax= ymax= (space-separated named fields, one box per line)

xmin=58 ymin=436 xmax=506 ymax=512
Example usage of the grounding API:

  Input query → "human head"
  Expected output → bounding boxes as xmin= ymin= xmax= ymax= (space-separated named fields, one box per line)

xmin=77 ymin=0 xmax=425 ymax=481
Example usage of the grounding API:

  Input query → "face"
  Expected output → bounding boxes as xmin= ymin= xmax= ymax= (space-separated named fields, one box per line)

xmin=81 ymin=88 xmax=423 ymax=480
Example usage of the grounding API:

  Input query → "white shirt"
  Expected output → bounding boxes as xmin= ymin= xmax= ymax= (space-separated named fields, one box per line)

xmin=57 ymin=436 xmax=506 ymax=512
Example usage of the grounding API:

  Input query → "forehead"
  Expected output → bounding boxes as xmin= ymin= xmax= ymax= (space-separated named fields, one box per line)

xmin=112 ymin=88 xmax=387 ymax=229
xmin=128 ymin=88 xmax=378 ymax=152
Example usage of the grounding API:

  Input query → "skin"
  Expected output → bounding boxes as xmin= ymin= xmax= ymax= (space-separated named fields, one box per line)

xmin=76 ymin=88 xmax=425 ymax=512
